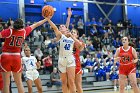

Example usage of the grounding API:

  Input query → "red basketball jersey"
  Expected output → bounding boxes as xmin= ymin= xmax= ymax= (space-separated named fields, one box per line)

xmin=119 ymin=46 xmax=136 ymax=75
xmin=73 ymin=41 xmax=85 ymax=69
xmin=119 ymin=46 xmax=134 ymax=64
xmin=1 ymin=26 xmax=32 ymax=53
xmin=73 ymin=46 xmax=81 ymax=68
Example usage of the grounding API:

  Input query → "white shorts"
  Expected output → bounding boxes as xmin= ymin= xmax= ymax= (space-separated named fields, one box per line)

xmin=24 ymin=69 xmax=39 ymax=81
xmin=58 ymin=56 xmax=75 ymax=73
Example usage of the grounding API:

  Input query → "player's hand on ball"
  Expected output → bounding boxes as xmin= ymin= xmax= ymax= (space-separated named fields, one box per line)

xmin=47 ymin=16 xmax=53 ymax=19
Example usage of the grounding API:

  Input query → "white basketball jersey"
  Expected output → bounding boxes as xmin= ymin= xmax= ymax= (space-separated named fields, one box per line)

xmin=22 ymin=56 xmax=37 ymax=71
xmin=59 ymin=35 xmax=74 ymax=57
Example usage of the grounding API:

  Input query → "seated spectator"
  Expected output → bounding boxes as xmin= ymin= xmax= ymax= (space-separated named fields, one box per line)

xmin=94 ymin=62 xmax=106 ymax=81
xmin=33 ymin=29 xmax=44 ymax=42
xmin=36 ymin=56 xmax=44 ymax=74
xmin=34 ymin=46 xmax=43 ymax=58
xmin=50 ymin=67 xmax=62 ymax=87
xmin=41 ymin=24 xmax=48 ymax=37
xmin=47 ymin=40 xmax=58 ymax=54
xmin=96 ymin=51 xmax=102 ymax=59
xmin=21 ymin=42 xmax=28 ymax=57
xmin=92 ymin=37 xmax=100 ymax=51
xmin=86 ymin=41 xmax=95 ymax=52
xmin=42 ymin=54 xmax=53 ymax=74
xmin=85 ymin=19 xmax=91 ymax=36
xmin=84 ymin=54 xmax=93 ymax=72
xmin=102 ymin=46 xmax=108 ymax=58
xmin=85 ymin=18 xmax=91 ymax=27
xmin=112 ymin=38 xmax=121 ymax=48
xmin=136 ymin=70 xmax=140 ymax=87
xmin=104 ymin=57 xmax=115 ymax=81
xmin=136 ymin=40 xmax=140 ymax=52
xmin=77 ymin=18 xmax=84 ymax=37
xmin=91 ymin=17 xmax=97 ymax=35
xmin=79 ymin=34 xmax=87 ymax=44
xmin=97 ymin=18 xmax=104 ymax=35
xmin=80 ymin=54 xmax=85 ymax=68
xmin=110 ymin=66 xmax=119 ymax=91
xmin=44 ymin=36 xmax=51 ymax=48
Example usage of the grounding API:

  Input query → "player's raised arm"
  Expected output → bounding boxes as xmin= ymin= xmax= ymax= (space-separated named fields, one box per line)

xmin=66 ymin=8 xmax=72 ymax=29
xmin=46 ymin=18 xmax=62 ymax=41
xmin=30 ymin=18 xmax=48 ymax=30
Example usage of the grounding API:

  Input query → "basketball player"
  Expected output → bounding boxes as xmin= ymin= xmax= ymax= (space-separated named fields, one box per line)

xmin=71 ymin=29 xmax=85 ymax=93
xmin=22 ymin=47 xmax=42 ymax=93
xmin=0 ymin=18 xmax=49 ymax=93
xmin=46 ymin=16 xmax=82 ymax=93
xmin=114 ymin=36 xmax=140 ymax=93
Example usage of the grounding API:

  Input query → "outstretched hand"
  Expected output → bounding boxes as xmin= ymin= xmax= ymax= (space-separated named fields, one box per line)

xmin=68 ymin=8 xmax=72 ymax=17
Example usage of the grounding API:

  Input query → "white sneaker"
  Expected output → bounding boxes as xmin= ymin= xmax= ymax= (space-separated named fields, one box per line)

xmin=125 ymin=87 xmax=127 ymax=90
xmin=127 ymin=85 xmax=131 ymax=90
xmin=114 ymin=86 xmax=117 ymax=91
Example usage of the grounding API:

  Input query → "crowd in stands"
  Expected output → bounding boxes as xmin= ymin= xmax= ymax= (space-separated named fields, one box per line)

xmin=0 ymin=17 xmax=140 ymax=91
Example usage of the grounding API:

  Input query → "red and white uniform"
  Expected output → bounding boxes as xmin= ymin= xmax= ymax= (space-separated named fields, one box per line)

xmin=0 ymin=26 xmax=32 ymax=72
xmin=74 ymin=41 xmax=85 ymax=74
xmin=0 ymin=56 xmax=3 ymax=90
xmin=119 ymin=46 xmax=136 ymax=76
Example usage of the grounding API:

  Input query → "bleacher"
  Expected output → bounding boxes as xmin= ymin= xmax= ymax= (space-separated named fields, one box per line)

xmin=11 ymin=72 xmax=114 ymax=93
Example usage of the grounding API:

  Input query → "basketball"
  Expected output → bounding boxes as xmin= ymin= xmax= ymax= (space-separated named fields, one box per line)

xmin=42 ymin=5 xmax=54 ymax=18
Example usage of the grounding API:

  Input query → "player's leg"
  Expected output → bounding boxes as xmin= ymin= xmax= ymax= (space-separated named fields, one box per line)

xmin=12 ymin=72 xmax=24 ymax=93
xmin=2 ymin=72 xmax=11 ymax=93
xmin=119 ymin=74 xmax=127 ymax=93
xmin=60 ymin=73 xmax=69 ymax=93
xmin=26 ymin=79 xmax=33 ymax=93
xmin=75 ymin=74 xmax=83 ymax=93
xmin=34 ymin=78 xmax=42 ymax=93
xmin=67 ymin=66 xmax=76 ymax=93
xmin=128 ymin=73 xmax=140 ymax=93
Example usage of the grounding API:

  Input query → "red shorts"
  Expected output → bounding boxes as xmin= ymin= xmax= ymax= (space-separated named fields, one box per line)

xmin=1 ymin=54 xmax=22 ymax=72
xmin=119 ymin=63 xmax=136 ymax=76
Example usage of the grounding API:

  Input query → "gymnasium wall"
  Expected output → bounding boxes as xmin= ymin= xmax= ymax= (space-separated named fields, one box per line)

xmin=0 ymin=0 xmax=139 ymax=26
xmin=0 ymin=0 xmax=19 ymax=21
xmin=24 ymin=0 xmax=84 ymax=24
xmin=127 ymin=0 xmax=140 ymax=26
xmin=88 ymin=0 xmax=123 ymax=24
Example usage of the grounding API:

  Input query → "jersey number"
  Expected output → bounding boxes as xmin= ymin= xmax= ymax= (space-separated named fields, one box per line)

xmin=30 ymin=61 xmax=34 ymax=66
xmin=121 ymin=56 xmax=130 ymax=62
xmin=10 ymin=36 xmax=23 ymax=47
xmin=64 ymin=44 xmax=71 ymax=50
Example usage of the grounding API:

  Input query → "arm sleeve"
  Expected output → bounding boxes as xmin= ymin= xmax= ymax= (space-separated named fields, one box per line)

xmin=0 ymin=29 xmax=11 ymax=38
xmin=25 ymin=26 xmax=33 ymax=37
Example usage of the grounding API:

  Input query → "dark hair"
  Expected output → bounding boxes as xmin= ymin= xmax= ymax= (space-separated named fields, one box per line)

xmin=13 ymin=19 xmax=24 ymax=30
